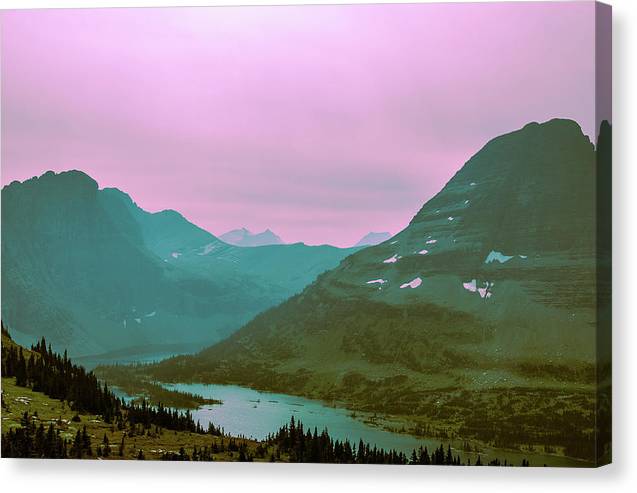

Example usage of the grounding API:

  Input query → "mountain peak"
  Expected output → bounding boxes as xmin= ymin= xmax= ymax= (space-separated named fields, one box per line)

xmin=506 ymin=118 xmax=591 ymax=149
xmin=409 ymin=117 xmax=594 ymax=229
xmin=3 ymin=169 xmax=98 ymax=194
xmin=219 ymin=227 xmax=284 ymax=247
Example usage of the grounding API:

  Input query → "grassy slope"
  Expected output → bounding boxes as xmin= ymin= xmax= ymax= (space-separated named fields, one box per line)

xmin=1 ymin=377 xmax=267 ymax=461
xmin=0 ymin=331 xmax=268 ymax=461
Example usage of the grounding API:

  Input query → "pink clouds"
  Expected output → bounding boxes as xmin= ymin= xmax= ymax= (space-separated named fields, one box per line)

xmin=1 ymin=3 xmax=598 ymax=246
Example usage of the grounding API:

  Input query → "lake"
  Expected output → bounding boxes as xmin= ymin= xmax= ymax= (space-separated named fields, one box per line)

xmin=160 ymin=382 xmax=589 ymax=467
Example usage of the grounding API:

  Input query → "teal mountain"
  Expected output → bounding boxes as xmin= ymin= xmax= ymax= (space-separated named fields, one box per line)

xmin=0 ymin=172 xmax=359 ymax=357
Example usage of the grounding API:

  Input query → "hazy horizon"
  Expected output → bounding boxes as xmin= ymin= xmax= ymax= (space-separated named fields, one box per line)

xmin=1 ymin=3 xmax=605 ymax=247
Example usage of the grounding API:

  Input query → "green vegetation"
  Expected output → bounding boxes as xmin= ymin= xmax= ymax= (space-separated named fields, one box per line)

xmin=143 ymin=352 xmax=602 ymax=463
xmin=138 ymin=294 xmax=603 ymax=463
xmin=1 ymin=377 xmax=243 ymax=461
xmin=2 ymin=326 xmax=532 ymax=465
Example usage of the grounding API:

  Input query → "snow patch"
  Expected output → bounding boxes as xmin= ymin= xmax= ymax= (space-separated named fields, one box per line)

xmin=463 ymin=279 xmax=494 ymax=299
xmin=400 ymin=277 xmax=422 ymax=289
xmin=418 ymin=249 xmax=429 ymax=255
xmin=462 ymin=279 xmax=477 ymax=292
xmin=448 ymin=216 xmax=455 ymax=221
xmin=470 ymin=182 xmax=477 ymax=186
xmin=145 ymin=311 xmax=156 ymax=318
xmin=134 ymin=318 xmax=142 ymax=324
xmin=478 ymin=282 xmax=494 ymax=299
xmin=171 ymin=252 xmax=182 ymax=259
xmin=197 ymin=243 xmax=216 ymax=256
xmin=390 ymin=240 xmax=398 ymax=245
xmin=484 ymin=250 xmax=514 ymax=264
xmin=425 ymin=239 xmax=437 ymax=245
xmin=464 ymin=199 xmax=470 ymax=205
xmin=383 ymin=254 xmax=400 ymax=264
xmin=366 ymin=279 xmax=387 ymax=285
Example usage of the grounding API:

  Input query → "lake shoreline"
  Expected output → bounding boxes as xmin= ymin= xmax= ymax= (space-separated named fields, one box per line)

xmin=149 ymin=380 xmax=592 ymax=467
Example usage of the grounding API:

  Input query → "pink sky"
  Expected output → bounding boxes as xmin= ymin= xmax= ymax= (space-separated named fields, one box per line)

xmin=1 ymin=3 xmax=601 ymax=247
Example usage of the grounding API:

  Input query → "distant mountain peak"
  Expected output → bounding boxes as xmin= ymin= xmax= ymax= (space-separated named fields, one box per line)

xmin=220 ymin=227 xmax=284 ymax=247
xmin=354 ymin=232 xmax=392 ymax=247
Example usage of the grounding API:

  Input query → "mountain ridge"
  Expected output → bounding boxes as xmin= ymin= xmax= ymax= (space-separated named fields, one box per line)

xmin=1 ymin=171 xmax=359 ymax=357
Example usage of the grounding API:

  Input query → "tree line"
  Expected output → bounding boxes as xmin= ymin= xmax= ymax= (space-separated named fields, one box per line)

xmin=3 ymin=336 xmax=122 ymax=421
xmin=265 ymin=415 xmax=489 ymax=465
xmin=155 ymin=416 xmax=529 ymax=466
xmin=1 ymin=323 xmax=221 ymax=459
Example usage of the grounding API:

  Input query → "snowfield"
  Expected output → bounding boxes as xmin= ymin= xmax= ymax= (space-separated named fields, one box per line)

xmin=366 ymin=279 xmax=387 ymax=285
xmin=400 ymin=277 xmax=422 ymax=289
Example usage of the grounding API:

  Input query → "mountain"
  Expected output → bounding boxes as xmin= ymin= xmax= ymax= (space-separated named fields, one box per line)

xmin=146 ymin=120 xmax=611 ymax=461
xmin=161 ymin=119 xmax=603 ymax=371
xmin=353 ymin=232 xmax=392 ymax=247
xmin=220 ymin=228 xmax=284 ymax=247
xmin=0 ymin=172 xmax=358 ymax=357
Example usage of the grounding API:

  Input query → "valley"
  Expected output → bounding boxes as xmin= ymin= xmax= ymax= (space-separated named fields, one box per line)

xmin=1 ymin=118 xmax=612 ymax=466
